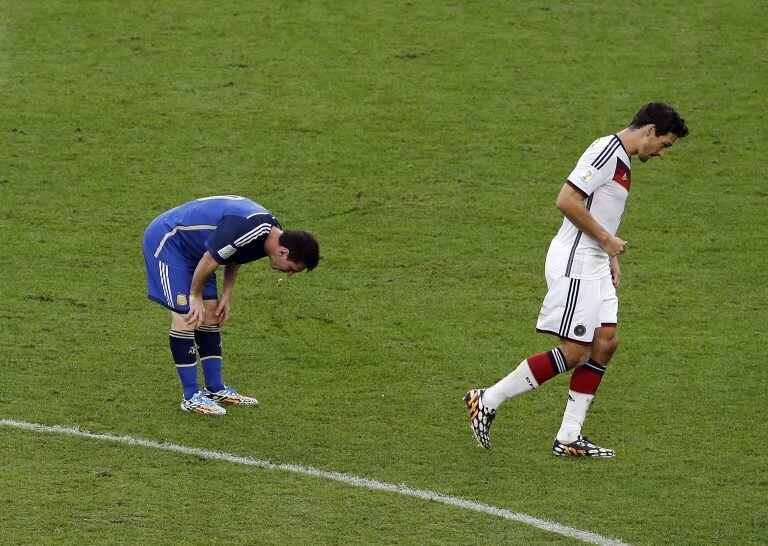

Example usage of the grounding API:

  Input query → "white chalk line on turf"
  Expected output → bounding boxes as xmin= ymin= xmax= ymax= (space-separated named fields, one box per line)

xmin=2 ymin=418 xmax=629 ymax=546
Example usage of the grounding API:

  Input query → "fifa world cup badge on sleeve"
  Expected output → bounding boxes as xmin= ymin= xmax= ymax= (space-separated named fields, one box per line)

xmin=578 ymin=168 xmax=596 ymax=185
xmin=176 ymin=293 xmax=188 ymax=307
xmin=218 ymin=245 xmax=236 ymax=259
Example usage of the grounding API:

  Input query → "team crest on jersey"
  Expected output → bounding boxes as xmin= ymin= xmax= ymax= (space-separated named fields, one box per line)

xmin=574 ymin=324 xmax=587 ymax=337
xmin=578 ymin=168 xmax=596 ymax=185
xmin=176 ymin=293 xmax=188 ymax=307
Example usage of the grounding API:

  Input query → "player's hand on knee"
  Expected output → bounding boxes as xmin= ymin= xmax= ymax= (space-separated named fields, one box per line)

xmin=215 ymin=300 xmax=231 ymax=325
xmin=184 ymin=297 xmax=206 ymax=329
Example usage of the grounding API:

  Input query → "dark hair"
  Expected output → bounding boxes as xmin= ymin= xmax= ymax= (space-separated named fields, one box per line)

xmin=279 ymin=230 xmax=320 ymax=271
xmin=629 ymin=102 xmax=689 ymax=138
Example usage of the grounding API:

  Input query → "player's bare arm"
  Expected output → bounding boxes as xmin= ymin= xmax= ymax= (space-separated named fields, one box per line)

xmin=185 ymin=250 xmax=220 ymax=329
xmin=555 ymin=183 xmax=627 ymax=257
xmin=216 ymin=263 xmax=241 ymax=325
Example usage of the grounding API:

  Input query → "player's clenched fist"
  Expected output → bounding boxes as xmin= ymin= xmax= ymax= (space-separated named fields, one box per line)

xmin=601 ymin=235 xmax=627 ymax=257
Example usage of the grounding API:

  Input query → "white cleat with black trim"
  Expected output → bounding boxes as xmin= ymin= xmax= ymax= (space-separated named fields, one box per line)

xmin=552 ymin=435 xmax=615 ymax=458
xmin=464 ymin=389 xmax=496 ymax=449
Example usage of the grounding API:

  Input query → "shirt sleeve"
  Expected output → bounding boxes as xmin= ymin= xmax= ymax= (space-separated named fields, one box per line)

xmin=205 ymin=215 xmax=274 ymax=264
xmin=566 ymin=140 xmax=616 ymax=197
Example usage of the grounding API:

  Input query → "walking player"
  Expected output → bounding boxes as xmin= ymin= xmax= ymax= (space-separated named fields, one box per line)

xmin=465 ymin=102 xmax=688 ymax=456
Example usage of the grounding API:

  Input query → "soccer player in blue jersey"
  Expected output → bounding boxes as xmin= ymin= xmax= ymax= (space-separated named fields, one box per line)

xmin=142 ymin=195 xmax=319 ymax=415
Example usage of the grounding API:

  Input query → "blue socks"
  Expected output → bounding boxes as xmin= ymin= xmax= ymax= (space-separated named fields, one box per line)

xmin=169 ymin=325 xmax=225 ymax=399
xmin=169 ymin=330 xmax=198 ymax=399
xmin=195 ymin=324 xmax=224 ymax=393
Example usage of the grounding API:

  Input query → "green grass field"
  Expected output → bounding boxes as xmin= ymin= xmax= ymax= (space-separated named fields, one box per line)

xmin=1 ymin=1 xmax=766 ymax=544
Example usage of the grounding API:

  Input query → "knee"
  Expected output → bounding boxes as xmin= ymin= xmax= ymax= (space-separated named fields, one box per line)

xmin=594 ymin=334 xmax=619 ymax=359
xmin=203 ymin=309 xmax=220 ymax=326
xmin=170 ymin=312 xmax=192 ymax=332
xmin=605 ymin=334 xmax=619 ymax=355
xmin=559 ymin=344 xmax=591 ymax=369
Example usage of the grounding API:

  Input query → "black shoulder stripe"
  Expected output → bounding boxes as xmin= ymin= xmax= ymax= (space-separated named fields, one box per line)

xmin=593 ymin=140 xmax=620 ymax=170
xmin=591 ymin=136 xmax=618 ymax=168
xmin=591 ymin=137 xmax=620 ymax=170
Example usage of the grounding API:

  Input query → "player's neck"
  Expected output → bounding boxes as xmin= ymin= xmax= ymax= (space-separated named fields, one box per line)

xmin=616 ymin=127 xmax=641 ymax=157
xmin=263 ymin=226 xmax=283 ymax=256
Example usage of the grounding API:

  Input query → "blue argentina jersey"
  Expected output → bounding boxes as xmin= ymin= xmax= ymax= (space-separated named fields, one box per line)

xmin=145 ymin=196 xmax=281 ymax=267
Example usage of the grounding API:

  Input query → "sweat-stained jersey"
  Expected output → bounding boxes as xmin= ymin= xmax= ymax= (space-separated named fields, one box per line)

xmin=144 ymin=195 xmax=281 ymax=267
xmin=545 ymin=135 xmax=631 ymax=279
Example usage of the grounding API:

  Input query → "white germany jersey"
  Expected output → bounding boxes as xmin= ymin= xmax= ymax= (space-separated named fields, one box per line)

xmin=545 ymin=134 xmax=632 ymax=280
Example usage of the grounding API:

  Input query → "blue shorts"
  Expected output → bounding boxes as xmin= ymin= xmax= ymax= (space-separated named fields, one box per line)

xmin=142 ymin=226 xmax=218 ymax=313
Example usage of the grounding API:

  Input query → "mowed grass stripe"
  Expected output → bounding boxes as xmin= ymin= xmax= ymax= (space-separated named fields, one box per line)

xmin=1 ymin=418 xmax=629 ymax=546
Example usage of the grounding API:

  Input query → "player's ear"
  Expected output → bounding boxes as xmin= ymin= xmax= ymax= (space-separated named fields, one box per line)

xmin=645 ymin=124 xmax=656 ymax=137
xmin=277 ymin=246 xmax=290 ymax=258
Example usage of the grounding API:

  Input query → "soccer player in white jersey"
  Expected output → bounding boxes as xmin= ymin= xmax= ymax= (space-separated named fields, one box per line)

xmin=142 ymin=196 xmax=319 ymax=415
xmin=465 ymin=103 xmax=688 ymax=456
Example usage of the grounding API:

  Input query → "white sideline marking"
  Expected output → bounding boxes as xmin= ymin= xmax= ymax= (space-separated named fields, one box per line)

xmin=1 ymin=418 xmax=628 ymax=545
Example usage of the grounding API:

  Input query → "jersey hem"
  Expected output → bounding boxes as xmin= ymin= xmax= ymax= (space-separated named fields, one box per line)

xmin=148 ymin=294 xmax=219 ymax=313
xmin=148 ymin=294 xmax=185 ymax=313
xmin=543 ymin=266 xmax=612 ymax=281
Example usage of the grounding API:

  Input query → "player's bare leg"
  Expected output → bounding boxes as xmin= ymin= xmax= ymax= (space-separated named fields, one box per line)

xmin=465 ymin=342 xmax=589 ymax=449
xmin=553 ymin=329 xmax=617 ymax=457
xmin=590 ymin=326 xmax=618 ymax=364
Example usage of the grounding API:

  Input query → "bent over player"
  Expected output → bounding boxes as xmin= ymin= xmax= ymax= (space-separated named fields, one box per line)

xmin=465 ymin=102 xmax=688 ymax=456
xmin=143 ymin=195 xmax=319 ymax=415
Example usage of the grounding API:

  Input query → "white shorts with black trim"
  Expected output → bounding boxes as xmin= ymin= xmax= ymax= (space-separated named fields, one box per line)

xmin=535 ymin=269 xmax=618 ymax=345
